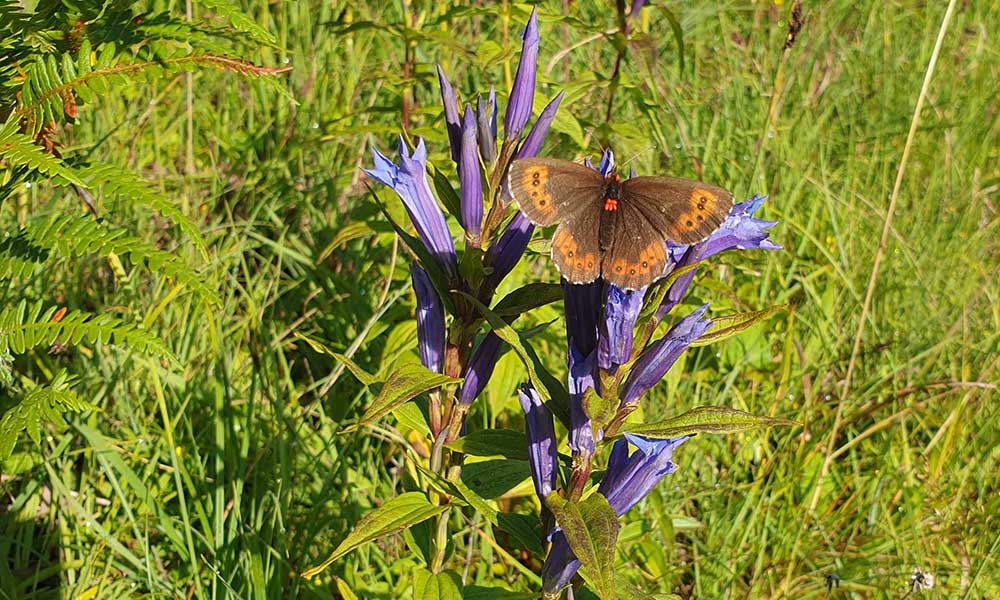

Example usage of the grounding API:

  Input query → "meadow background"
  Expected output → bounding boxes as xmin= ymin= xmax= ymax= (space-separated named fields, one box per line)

xmin=1 ymin=0 xmax=998 ymax=598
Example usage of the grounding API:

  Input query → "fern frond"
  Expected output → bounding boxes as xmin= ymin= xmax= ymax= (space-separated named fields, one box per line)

xmin=0 ymin=300 xmax=177 ymax=363
xmin=0 ymin=118 xmax=86 ymax=186
xmin=0 ymin=229 xmax=49 ymax=280
xmin=0 ymin=370 xmax=97 ymax=461
xmin=195 ymin=0 xmax=278 ymax=46
xmin=81 ymin=164 xmax=209 ymax=261
xmin=16 ymin=42 xmax=291 ymax=133
xmin=25 ymin=214 xmax=221 ymax=305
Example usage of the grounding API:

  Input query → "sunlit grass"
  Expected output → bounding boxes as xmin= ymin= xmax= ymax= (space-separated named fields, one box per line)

xmin=1 ymin=1 xmax=997 ymax=598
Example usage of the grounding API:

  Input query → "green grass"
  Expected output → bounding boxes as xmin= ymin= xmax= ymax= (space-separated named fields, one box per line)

xmin=2 ymin=0 xmax=998 ymax=598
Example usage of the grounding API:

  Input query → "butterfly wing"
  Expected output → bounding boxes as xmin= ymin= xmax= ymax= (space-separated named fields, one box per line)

xmin=509 ymin=158 xmax=605 ymax=284
xmin=508 ymin=158 xmax=604 ymax=227
xmin=619 ymin=176 xmax=733 ymax=244
xmin=599 ymin=201 xmax=671 ymax=290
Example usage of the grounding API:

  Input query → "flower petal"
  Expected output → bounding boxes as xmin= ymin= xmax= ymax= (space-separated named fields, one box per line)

xmin=517 ymin=91 xmax=564 ymax=159
xmin=459 ymin=106 xmax=483 ymax=238
xmin=517 ymin=384 xmax=558 ymax=499
xmin=656 ymin=195 xmax=779 ymax=320
xmin=619 ymin=303 xmax=712 ymax=405
xmin=367 ymin=137 xmax=458 ymax=277
xmin=410 ymin=262 xmax=446 ymax=373
xmin=598 ymin=284 xmax=646 ymax=372
xmin=503 ymin=6 xmax=539 ymax=138
xmin=485 ymin=211 xmax=533 ymax=287
xmin=437 ymin=65 xmax=462 ymax=162
xmin=457 ymin=331 xmax=502 ymax=405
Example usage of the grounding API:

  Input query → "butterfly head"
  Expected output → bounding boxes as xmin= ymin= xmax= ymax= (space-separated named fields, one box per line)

xmin=602 ymin=171 xmax=621 ymax=212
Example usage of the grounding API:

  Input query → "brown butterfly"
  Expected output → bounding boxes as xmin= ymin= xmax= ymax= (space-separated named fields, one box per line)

xmin=508 ymin=157 xmax=734 ymax=290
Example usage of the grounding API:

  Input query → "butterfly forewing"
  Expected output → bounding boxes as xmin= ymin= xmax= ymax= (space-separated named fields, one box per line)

xmin=620 ymin=177 xmax=733 ymax=245
xmin=508 ymin=158 xmax=604 ymax=227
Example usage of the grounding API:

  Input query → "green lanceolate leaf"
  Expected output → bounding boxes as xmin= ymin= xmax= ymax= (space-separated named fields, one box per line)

xmin=496 ymin=512 xmax=544 ymax=557
xmin=461 ymin=459 xmax=531 ymax=499
xmin=445 ymin=429 xmax=528 ymax=461
xmin=428 ymin=163 xmax=463 ymax=224
xmin=582 ymin=387 xmax=616 ymax=434
xmin=293 ymin=333 xmax=378 ymax=386
xmin=413 ymin=569 xmax=464 ymax=600
xmin=546 ymin=492 xmax=620 ymax=599
xmin=415 ymin=463 xmax=498 ymax=526
xmin=690 ymin=304 xmax=786 ymax=347
xmin=301 ymin=492 xmax=446 ymax=578
xmin=492 ymin=282 xmax=564 ymax=318
xmin=638 ymin=263 xmax=701 ymax=323
xmin=347 ymin=362 xmax=460 ymax=432
xmin=627 ymin=406 xmax=798 ymax=439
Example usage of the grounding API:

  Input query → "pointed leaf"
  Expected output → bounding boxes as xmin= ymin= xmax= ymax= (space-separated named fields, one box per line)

xmin=461 ymin=459 xmax=531 ymax=499
xmin=492 ymin=282 xmax=563 ymax=318
xmin=582 ymin=387 xmax=616 ymax=434
xmin=496 ymin=512 xmax=544 ymax=557
xmin=301 ymin=492 xmax=446 ymax=578
xmin=690 ymin=304 xmax=786 ymax=347
xmin=294 ymin=332 xmax=377 ymax=386
xmin=369 ymin=185 xmax=455 ymax=312
xmin=546 ymin=492 xmax=620 ymax=599
xmin=627 ymin=406 xmax=798 ymax=439
xmin=349 ymin=363 xmax=460 ymax=431
xmin=416 ymin=463 xmax=499 ymax=526
xmin=429 ymin=163 xmax=463 ymax=224
xmin=414 ymin=568 xmax=464 ymax=600
xmin=445 ymin=429 xmax=528 ymax=461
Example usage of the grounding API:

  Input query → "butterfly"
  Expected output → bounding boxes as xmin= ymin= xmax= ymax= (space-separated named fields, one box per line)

xmin=508 ymin=157 xmax=734 ymax=290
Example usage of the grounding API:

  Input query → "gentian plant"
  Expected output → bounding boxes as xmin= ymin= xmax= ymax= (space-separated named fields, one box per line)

xmin=305 ymin=8 xmax=791 ymax=599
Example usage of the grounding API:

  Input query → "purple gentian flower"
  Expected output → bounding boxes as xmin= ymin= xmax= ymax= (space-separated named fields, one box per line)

xmin=657 ymin=194 xmax=779 ymax=320
xmin=459 ymin=106 xmax=483 ymax=238
xmin=476 ymin=88 xmax=498 ymax=164
xmin=517 ymin=91 xmax=564 ymax=159
xmin=619 ymin=304 xmax=712 ymax=406
xmin=365 ymin=138 xmax=458 ymax=277
xmin=436 ymin=65 xmax=462 ymax=162
xmin=410 ymin=262 xmax=446 ymax=373
xmin=503 ymin=6 xmax=538 ymax=139
xmin=598 ymin=284 xmax=646 ymax=372
xmin=518 ymin=384 xmax=558 ymax=499
xmin=563 ymin=280 xmax=602 ymax=453
xmin=457 ymin=331 xmax=502 ymax=405
xmin=485 ymin=212 xmax=534 ymax=287
xmin=542 ymin=433 xmax=691 ymax=593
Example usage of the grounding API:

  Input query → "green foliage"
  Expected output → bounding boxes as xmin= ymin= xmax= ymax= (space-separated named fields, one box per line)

xmin=1 ymin=0 xmax=997 ymax=598
xmin=0 ymin=370 xmax=96 ymax=460
xmin=0 ymin=299 xmax=175 ymax=360
xmin=0 ymin=0 xmax=284 ymax=482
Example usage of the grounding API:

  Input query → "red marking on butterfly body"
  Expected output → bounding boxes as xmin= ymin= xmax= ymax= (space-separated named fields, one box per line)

xmin=603 ymin=198 xmax=618 ymax=211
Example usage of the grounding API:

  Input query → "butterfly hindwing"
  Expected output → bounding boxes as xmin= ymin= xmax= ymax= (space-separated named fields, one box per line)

xmin=508 ymin=158 xmax=604 ymax=227
xmin=620 ymin=176 xmax=733 ymax=245
xmin=551 ymin=201 xmax=603 ymax=284
xmin=599 ymin=202 xmax=670 ymax=290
